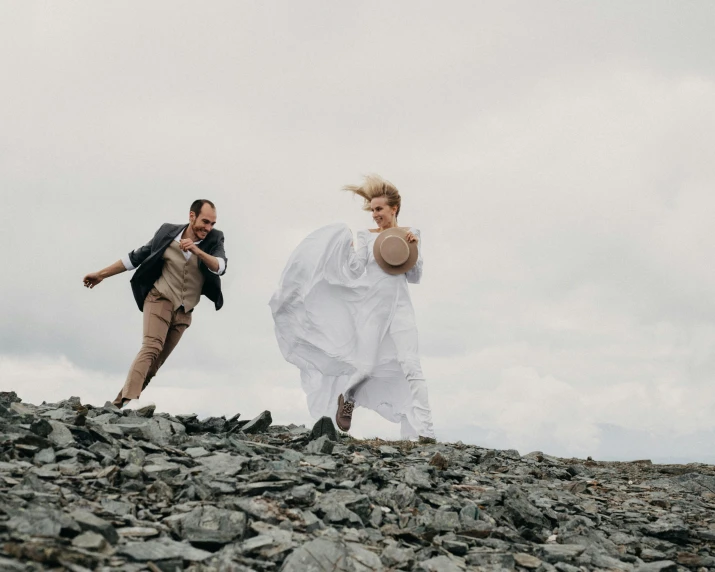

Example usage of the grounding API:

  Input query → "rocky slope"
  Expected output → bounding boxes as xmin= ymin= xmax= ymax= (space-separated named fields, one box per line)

xmin=0 ymin=391 xmax=714 ymax=572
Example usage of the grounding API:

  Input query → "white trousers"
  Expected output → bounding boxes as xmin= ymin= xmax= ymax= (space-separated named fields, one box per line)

xmin=344 ymin=364 xmax=436 ymax=440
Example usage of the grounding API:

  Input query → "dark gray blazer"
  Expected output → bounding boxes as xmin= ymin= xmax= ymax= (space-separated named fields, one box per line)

xmin=127 ymin=223 xmax=227 ymax=312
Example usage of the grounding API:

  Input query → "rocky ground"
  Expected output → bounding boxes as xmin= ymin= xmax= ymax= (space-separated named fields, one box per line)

xmin=0 ymin=391 xmax=714 ymax=572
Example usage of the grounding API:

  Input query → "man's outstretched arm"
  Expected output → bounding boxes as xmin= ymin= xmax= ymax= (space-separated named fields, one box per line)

xmin=83 ymin=260 xmax=127 ymax=289
xmin=84 ymin=227 xmax=161 ymax=288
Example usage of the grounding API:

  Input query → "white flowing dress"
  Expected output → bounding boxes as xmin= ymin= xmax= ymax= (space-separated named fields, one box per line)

xmin=269 ymin=223 xmax=435 ymax=439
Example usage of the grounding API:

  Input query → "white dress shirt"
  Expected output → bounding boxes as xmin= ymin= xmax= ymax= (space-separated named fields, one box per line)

xmin=122 ymin=229 xmax=226 ymax=275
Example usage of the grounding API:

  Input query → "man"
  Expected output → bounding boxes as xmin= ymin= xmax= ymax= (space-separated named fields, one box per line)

xmin=83 ymin=200 xmax=227 ymax=408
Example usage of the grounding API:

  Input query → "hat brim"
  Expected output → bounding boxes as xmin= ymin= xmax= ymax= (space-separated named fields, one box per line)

xmin=373 ymin=228 xmax=419 ymax=275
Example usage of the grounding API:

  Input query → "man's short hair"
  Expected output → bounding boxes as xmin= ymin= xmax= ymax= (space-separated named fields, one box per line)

xmin=190 ymin=199 xmax=216 ymax=217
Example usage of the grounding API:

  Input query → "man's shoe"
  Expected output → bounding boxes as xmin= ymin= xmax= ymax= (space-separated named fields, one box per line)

xmin=111 ymin=398 xmax=130 ymax=410
xmin=418 ymin=436 xmax=436 ymax=445
xmin=336 ymin=394 xmax=354 ymax=432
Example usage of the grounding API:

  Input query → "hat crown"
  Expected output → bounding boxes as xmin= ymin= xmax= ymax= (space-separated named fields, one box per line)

xmin=379 ymin=235 xmax=410 ymax=266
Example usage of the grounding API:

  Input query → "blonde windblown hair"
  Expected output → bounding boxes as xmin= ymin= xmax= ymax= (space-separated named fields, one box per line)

xmin=343 ymin=174 xmax=401 ymax=218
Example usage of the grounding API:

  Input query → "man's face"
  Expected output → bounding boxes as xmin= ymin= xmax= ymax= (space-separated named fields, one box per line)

xmin=189 ymin=205 xmax=217 ymax=240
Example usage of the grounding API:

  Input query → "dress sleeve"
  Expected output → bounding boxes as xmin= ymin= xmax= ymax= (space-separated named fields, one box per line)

xmin=345 ymin=230 xmax=368 ymax=279
xmin=405 ymin=228 xmax=423 ymax=284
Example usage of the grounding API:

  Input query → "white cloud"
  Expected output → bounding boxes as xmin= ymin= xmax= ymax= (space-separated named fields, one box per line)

xmin=5 ymin=353 xmax=715 ymax=463
xmin=3 ymin=1 xmax=715 ymax=463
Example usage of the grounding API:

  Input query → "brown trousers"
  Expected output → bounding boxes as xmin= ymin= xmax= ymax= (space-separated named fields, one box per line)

xmin=113 ymin=289 xmax=192 ymax=406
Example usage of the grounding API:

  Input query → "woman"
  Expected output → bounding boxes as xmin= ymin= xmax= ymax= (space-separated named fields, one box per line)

xmin=269 ymin=175 xmax=435 ymax=442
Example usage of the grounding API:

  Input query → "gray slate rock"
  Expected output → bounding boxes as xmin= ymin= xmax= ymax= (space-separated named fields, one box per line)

xmin=281 ymin=537 xmax=384 ymax=571
xmin=242 ymin=410 xmax=273 ymax=434
xmin=636 ymin=561 xmax=678 ymax=572
xmin=418 ymin=555 xmax=463 ymax=571
xmin=33 ymin=447 xmax=56 ymax=465
xmin=288 ymin=483 xmax=317 ymax=507
xmin=185 ymin=446 xmax=210 ymax=458
xmin=72 ymin=531 xmax=108 ymax=550
xmin=642 ymin=515 xmax=690 ymax=542
xmin=403 ymin=466 xmax=432 ymax=489
xmin=311 ymin=416 xmax=338 ymax=442
xmin=6 ymin=506 xmax=80 ymax=539
xmin=198 ymin=452 xmax=248 ymax=476
xmin=379 ymin=446 xmax=400 ymax=457
xmin=306 ymin=434 xmax=336 ymax=454
xmin=47 ymin=420 xmax=75 ymax=447
xmin=1 ymin=395 xmax=713 ymax=572
xmin=200 ymin=415 xmax=227 ymax=433
xmin=118 ymin=538 xmax=213 ymax=562
xmin=143 ymin=461 xmax=181 ymax=481
xmin=125 ymin=446 xmax=146 ymax=466
xmin=317 ymin=489 xmax=372 ymax=524
xmin=70 ymin=509 xmax=119 ymax=544
xmin=0 ymin=556 xmax=25 ymax=571
xmin=513 ymin=553 xmax=543 ymax=569
xmin=381 ymin=544 xmax=416 ymax=568
xmin=430 ymin=509 xmax=461 ymax=532
xmin=29 ymin=418 xmax=53 ymax=438
xmin=136 ymin=404 xmax=156 ymax=418
xmin=0 ymin=391 xmax=21 ymax=405
xmin=538 ymin=543 xmax=587 ymax=563
xmin=503 ymin=485 xmax=552 ymax=530
xmin=179 ymin=505 xmax=247 ymax=547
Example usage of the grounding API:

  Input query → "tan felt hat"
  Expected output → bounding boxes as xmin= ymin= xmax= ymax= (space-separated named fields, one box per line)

xmin=373 ymin=228 xmax=418 ymax=275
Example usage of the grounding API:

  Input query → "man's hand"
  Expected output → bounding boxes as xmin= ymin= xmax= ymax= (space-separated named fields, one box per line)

xmin=180 ymin=238 xmax=199 ymax=254
xmin=82 ymin=260 xmax=127 ymax=290
xmin=181 ymin=239 xmax=221 ymax=273
xmin=83 ymin=272 xmax=103 ymax=289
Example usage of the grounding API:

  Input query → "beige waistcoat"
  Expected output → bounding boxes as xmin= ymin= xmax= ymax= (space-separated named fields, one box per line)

xmin=153 ymin=241 xmax=205 ymax=311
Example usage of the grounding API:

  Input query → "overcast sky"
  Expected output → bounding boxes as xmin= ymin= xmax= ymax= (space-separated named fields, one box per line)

xmin=3 ymin=1 xmax=715 ymax=463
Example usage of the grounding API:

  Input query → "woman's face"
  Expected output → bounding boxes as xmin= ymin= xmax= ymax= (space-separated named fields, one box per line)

xmin=371 ymin=197 xmax=397 ymax=229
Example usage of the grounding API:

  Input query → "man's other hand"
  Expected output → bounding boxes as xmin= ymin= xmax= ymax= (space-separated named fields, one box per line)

xmin=180 ymin=238 xmax=199 ymax=254
xmin=83 ymin=272 xmax=103 ymax=289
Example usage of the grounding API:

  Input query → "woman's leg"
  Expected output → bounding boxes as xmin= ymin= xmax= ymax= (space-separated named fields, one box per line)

xmin=401 ymin=362 xmax=436 ymax=440
xmin=337 ymin=297 xmax=391 ymax=429
xmin=343 ymin=369 xmax=370 ymax=402
xmin=390 ymin=295 xmax=435 ymax=439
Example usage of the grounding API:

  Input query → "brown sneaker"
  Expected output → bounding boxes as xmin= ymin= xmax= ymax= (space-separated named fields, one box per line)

xmin=336 ymin=394 xmax=354 ymax=432
xmin=418 ymin=436 xmax=436 ymax=445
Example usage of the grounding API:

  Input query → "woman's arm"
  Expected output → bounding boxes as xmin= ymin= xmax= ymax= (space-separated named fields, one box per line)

xmin=345 ymin=230 xmax=368 ymax=279
xmin=405 ymin=228 xmax=423 ymax=284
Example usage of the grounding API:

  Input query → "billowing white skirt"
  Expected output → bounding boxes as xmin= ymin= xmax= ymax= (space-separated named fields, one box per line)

xmin=269 ymin=223 xmax=434 ymax=439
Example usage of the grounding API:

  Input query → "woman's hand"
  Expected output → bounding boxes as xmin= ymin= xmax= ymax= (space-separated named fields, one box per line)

xmin=405 ymin=231 xmax=419 ymax=244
